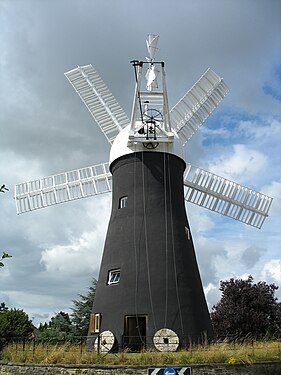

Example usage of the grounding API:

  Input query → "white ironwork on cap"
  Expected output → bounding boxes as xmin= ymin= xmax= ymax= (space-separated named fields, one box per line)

xmin=184 ymin=165 xmax=273 ymax=229
xmin=170 ymin=68 xmax=229 ymax=145
xmin=15 ymin=163 xmax=112 ymax=214
xmin=65 ymin=65 xmax=130 ymax=144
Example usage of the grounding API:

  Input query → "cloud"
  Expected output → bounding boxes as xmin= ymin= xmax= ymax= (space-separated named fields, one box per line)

xmin=262 ymin=180 xmax=281 ymax=215
xmin=237 ymin=118 xmax=281 ymax=142
xmin=40 ymin=195 xmax=110 ymax=277
xmin=261 ymin=259 xmax=281 ymax=284
xmin=240 ymin=245 xmax=267 ymax=268
xmin=263 ymin=65 xmax=281 ymax=101
xmin=204 ymin=283 xmax=221 ymax=310
xmin=40 ymin=230 xmax=104 ymax=277
xmin=209 ymin=144 xmax=268 ymax=183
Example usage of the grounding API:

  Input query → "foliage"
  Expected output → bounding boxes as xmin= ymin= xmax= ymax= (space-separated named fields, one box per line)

xmin=71 ymin=278 xmax=97 ymax=336
xmin=211 ymin=275 xmax=281 ymax=339
xmin=0 ymin=251 xmax=12 ymax=268
xmin=38 ymin=312 xmax=79 ymax=343
xmin=0 ymin=302 xmax=8 ymax=312
xmin=37 ymin=279 xmax=97 ymax=342
xmin=0 ymin=307 xmax=33 ymax=350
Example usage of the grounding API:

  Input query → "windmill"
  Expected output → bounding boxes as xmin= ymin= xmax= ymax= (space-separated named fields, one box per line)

xmin=15 ymin=35 xmax=272 ymax=352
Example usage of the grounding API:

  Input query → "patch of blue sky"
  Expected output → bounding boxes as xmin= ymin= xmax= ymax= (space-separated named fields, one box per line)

xmin=201 ymin=109 xmax=266 ymax=147
xmin=262 ymin=64 xmax=281 ymax=102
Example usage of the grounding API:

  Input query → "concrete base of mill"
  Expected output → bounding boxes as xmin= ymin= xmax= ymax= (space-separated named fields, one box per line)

xmin=88 ymin=151 xmax=213 ymax=351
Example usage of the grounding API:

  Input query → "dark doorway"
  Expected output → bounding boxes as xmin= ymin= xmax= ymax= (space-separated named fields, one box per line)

xmin=123 ymin=315 xmax=147 ymax=351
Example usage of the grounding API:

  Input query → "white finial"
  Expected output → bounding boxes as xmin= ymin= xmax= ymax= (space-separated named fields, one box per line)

xmin=146 ymin=34 xmax=159 ymax=91
xmin=146 ymin=34 xmax=159 ymax=61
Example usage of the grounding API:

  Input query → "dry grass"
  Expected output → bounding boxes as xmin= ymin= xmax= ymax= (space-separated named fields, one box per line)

xmin=1 ymin=340 xmax=280 ymax=365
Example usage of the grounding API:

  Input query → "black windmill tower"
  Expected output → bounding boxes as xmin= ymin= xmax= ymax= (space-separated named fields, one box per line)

xmin=15 ymin=35 xmax=273 ymax=352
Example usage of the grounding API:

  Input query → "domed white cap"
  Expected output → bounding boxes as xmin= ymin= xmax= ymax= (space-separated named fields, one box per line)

xmin=109 ymin=125 xmax=184 ymax=166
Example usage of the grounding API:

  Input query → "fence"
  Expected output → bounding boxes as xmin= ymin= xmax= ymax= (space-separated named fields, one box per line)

xmin=1 ymin=334 xmax=280 ymax=359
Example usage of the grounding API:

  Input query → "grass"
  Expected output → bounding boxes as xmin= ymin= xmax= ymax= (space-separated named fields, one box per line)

xmin=0 ymin=340 xmax=280 ymax=365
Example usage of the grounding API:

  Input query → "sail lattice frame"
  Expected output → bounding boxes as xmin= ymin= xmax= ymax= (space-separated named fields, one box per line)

xmin=65 ymin=65 xmax=129 ymax=144
xmin=184 ymin=165 xmax=272 ymax=229
xmin=15 ymin=163 xmax=112 ymax=214
xmin=170 ymin=68 xmax=229 ymax=144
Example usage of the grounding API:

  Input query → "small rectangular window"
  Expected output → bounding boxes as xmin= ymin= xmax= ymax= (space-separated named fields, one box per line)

xmin=119 ymin=196 xmax=128 ymax=209
xmin=108 ymin=269 xmax=120 ymax=285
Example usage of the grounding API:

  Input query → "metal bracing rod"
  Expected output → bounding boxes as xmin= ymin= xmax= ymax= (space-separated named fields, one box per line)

xmin=129 ymin=61 xmax=144 ymax=133
xmin=161 ymin=62 xmax=172 ymax=134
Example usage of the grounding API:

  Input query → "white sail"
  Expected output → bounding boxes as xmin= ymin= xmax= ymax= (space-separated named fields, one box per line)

xmin=170 ymin=68 xmax=229 ymax=145
xmin=184 ymin=164 xmax=272 ymax=229
xmin=65 ymin=65 xmax=129 ymax=144
xmin=15 ymin=163 xmax=112 ymax=214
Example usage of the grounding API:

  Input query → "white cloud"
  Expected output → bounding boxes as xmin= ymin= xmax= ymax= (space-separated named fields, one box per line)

xmin=238 ymin=118 xmax=281 ymax=141
xmin=262 ymin=180 xmax=281 ymax=215
xmin=201 ymin=126 xmax=231 ymax=139
xmin=261 ymin=259 xmax=281 ymax=284
xmin=40 ymin=230 xmax=104 ymax=277
xmin=209 ymin=144 xmax=268 ymax=183
xmin=40 ymin=196 xmax=110 ymax=277
xmin=204 ymin=283 xmax=221 ymax=310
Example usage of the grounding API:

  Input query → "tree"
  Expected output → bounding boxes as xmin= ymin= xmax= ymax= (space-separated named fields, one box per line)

xmin=0 ymin=308 xmax=33 ymax=349
xmin=211 ymin=275 xmax=281 ymax=339
xmin=0 ymin=303 xmax=8 ymax=312
xmin=71 ymin=278 xmax=97 ymax=336
xmin=37 ymin=279 xmax=97 ymax=344
xmin=37 ymin=311 xmax=78 ymax=343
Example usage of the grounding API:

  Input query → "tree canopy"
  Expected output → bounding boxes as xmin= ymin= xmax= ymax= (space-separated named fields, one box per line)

xmin=38 ymin=311 xmax=79 ymax=343
xmin=71 ymin=278 xmax=97 ymax=336
xmin=37 ymin=278 xmax=97 ymax=342
xmin=0 ymin=308 xmax=33 ymax=349
xmin=211 ymin=275 xmax=281 ymax=339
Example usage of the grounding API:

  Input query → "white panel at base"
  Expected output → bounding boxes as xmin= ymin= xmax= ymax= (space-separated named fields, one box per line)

xmin=184 ymin=165 xmax=273 ymax=229
xmin=15 ymin=163 xmax=111 ymax=214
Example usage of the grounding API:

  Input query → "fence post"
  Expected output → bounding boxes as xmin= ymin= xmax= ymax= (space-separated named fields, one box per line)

xmin=22 ymin=337 xmax=26 ymax=353
xmin=33 ymin=336 xmax=36 ymax=356
xmin=97 ymin=333 xmax=100 ymax=355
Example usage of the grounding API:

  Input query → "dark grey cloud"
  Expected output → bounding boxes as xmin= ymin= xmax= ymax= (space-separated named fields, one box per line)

xmin=240 ymin=246 xmax=267 ymax=268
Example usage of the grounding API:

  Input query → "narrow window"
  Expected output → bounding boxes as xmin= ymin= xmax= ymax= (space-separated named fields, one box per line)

xmin=119 ymin=196 xmax=128 ymax=209
xmin=94 ymin=313 xmax=101 ymax=333
xmin=185 ymin=226 xmax=190 ymax=240
xmin=89 ymin=313 xmax=101 ymax=333
xmin=108 ymin=269 xmax=121 ymax=285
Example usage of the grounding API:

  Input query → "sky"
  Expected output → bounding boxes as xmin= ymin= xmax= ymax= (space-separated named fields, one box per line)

xmin=0 ymin=0 xmax=280 ymax=328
